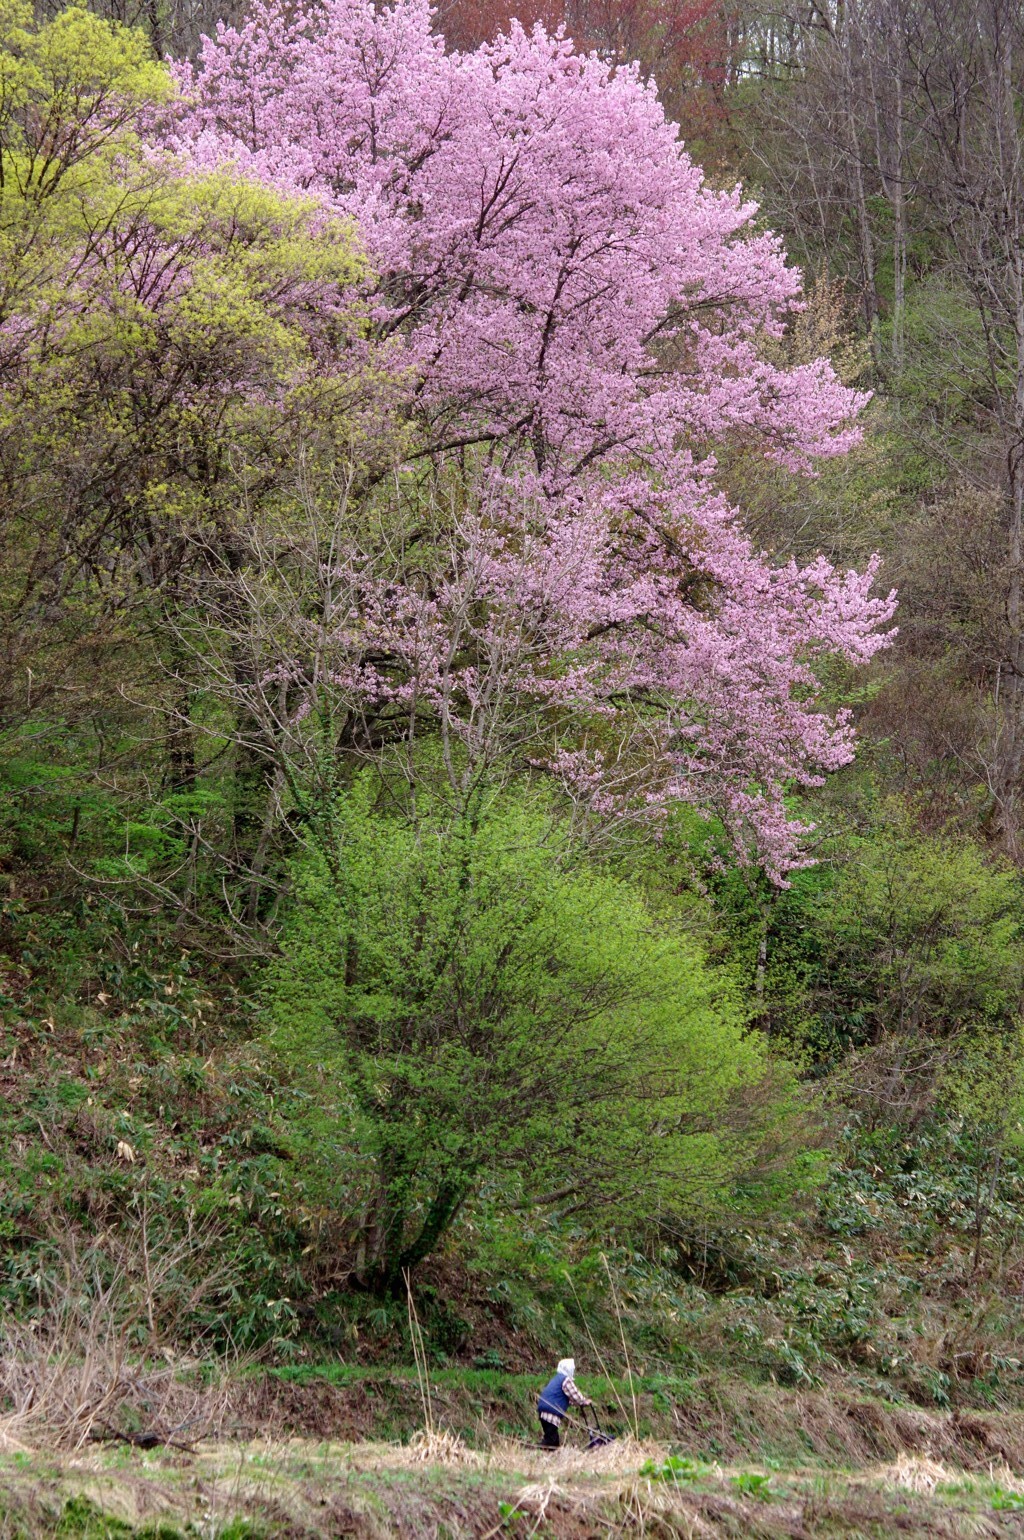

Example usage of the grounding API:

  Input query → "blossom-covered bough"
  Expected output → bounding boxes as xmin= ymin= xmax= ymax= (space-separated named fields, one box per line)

xmin=172 ymin=0 xmax=896 ymax=880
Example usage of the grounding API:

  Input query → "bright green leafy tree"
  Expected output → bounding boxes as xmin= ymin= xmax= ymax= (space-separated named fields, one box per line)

xmin=266 ymin=786 xmax=801 ymax=1295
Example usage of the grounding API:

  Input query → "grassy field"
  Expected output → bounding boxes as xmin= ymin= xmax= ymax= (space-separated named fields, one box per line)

xmin=3 ymin=1432 xmax=1024 ymax=1539
xmin=251 ymin=1365 xmax=1024 ymax=1468
xmin=5 ymin=1364 xmax=1024 ymax=1539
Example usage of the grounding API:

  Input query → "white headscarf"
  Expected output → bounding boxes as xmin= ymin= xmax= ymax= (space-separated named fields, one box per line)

xmin=557 ymin=1357 xmax=575 ymax=1380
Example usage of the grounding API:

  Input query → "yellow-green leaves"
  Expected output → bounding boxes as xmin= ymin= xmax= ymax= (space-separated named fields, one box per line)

xmin=0 ymin=4 xmax=171 ymax=206
xmin=0 ymin=6 xmax=172 ymax=323
xmin=0 ymin=8 xmax=373 ymax=751
xmin=265 ymin=784 xmax=793 ymax=1289
xmin=149 ymin=171 xmax=362 ymax=280
xmin=140 ymin=171 xmax=367 ymax=379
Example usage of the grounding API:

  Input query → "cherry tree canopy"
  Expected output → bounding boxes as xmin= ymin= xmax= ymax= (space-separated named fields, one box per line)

xmin=172 ymin=0 xmax=896 ymax=876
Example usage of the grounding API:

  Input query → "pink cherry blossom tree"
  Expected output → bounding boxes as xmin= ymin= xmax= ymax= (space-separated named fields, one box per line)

xmin=171 ymin=0 xmax=896 ymax=878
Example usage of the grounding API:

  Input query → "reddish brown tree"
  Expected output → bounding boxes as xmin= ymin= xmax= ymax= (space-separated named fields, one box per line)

xmin=434 ymin=0 xmax=739 ymax=142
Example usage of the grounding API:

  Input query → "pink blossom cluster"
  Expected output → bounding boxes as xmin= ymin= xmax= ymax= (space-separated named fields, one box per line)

xmin=172 ymin=0 xmax=896 ymax=876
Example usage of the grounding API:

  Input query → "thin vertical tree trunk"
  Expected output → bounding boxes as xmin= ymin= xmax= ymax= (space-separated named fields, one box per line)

xmin=890 ymin=67 xmax=907 ymax=372
xmin=836 ymin=0 xmax=879 ymax=335
xmin=991 ymin=13 xmax=1024 ymax=847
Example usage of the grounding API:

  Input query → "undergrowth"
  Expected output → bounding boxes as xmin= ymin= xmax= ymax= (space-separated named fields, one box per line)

xmin=3 ymin=856 xmax=1024 ymax=1421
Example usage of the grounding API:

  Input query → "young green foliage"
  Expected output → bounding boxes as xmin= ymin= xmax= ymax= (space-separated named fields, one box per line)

xmin=266 ymin=786 xmax=787 ymax=1293
xmin=940 ymin=1027 xmax=1024 ymax=1270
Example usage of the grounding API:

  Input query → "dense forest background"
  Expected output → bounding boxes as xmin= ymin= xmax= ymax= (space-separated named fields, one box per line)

xmin=5 ymin=0 xmax=1024 ymax=1439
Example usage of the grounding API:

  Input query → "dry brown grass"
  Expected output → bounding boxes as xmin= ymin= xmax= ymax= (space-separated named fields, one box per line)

xmin=405 ymin=1428 xmax=481 ymax=1464
xmin=490 ymin=1431 xmax=665 ymax=1481
xmin=0 ymin=1434 xmax=1011 ymax=1540
xmin=873 ymin=1453 xmax=957 ymax=1493
xmin=331 ymin=1429 xmax=665 ymax=1479
xmin=0 ymin=1322 xmax=236 ymax=1454
xmin=0 ymin=1229 xmax=242 ymax=1451
xmin=0 ymin=1422 xmax=33 ymax=1455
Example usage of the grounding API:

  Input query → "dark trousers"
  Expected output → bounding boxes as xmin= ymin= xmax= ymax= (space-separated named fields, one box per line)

xmin=539 ymin=1418 xmax=561 ymax=1447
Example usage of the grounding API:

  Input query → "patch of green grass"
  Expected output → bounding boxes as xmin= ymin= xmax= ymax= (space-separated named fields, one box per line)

xmin=268 ymin=1362 xmax=686 ymax=1398
xmin=731 ymin=1470 xmax=773 ymax=1500
xmin=52 ymin=1499 xmax=186 ymax=1540
xmin=638 ymin=1453 xmax=714 ymax=1484
xmin=55 ymin=1498 xmax=132 ymax=1540
xmin=15 ymin=1495 xmax=254 ymax=1540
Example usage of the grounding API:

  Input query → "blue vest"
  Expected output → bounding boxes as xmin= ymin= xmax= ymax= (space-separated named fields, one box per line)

xmin=538 ymin=1373 xmax=569 ymax=1419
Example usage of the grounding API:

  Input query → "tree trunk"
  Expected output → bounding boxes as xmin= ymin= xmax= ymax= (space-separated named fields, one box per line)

xmin=364 ymin=1176 xmax=469 ymax=1297
xmin=988 ymin=15 xmax=1024 ymax=849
